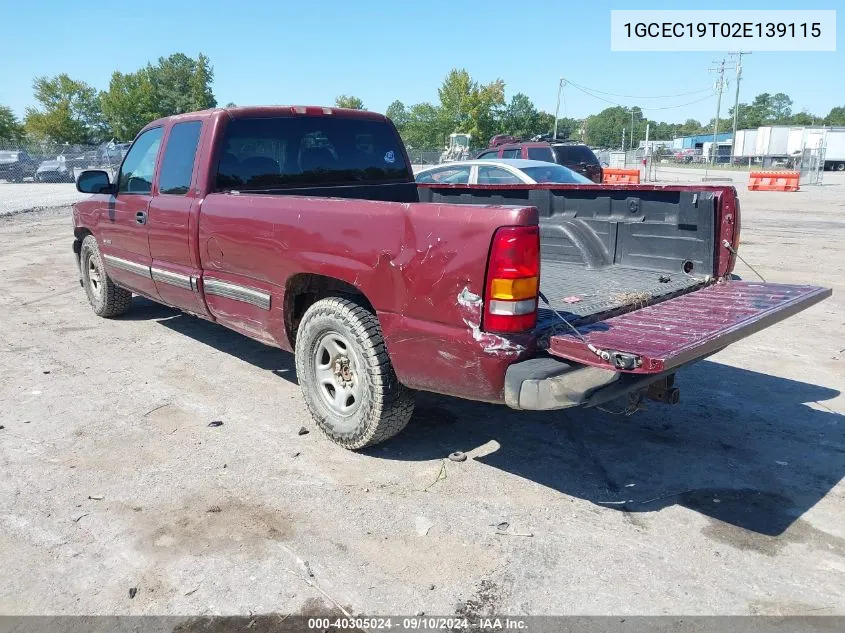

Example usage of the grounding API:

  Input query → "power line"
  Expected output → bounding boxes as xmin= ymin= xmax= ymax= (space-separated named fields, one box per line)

xmin=564 ymin=80 xmax=715 ymax=112
xmin=564 ymin=79 xmax=713 ymax=100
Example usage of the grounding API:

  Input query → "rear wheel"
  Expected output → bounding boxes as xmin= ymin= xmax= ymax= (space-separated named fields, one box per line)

xmin=294 ymin=297 xmax=414 ymax=449
xmin=79 ymin=235 xmax=133 ymax=317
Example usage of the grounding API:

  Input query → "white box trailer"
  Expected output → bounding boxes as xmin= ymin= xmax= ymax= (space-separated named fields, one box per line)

xmin=733 ymin=129 xmax=757 ymax=157
xmin=823 ymin=129 xmax=845 ymax=171
xmin=787 ymin=128 xmax=805 ymax=155
xmin=755 ymin=126 xmax=791 ymax=156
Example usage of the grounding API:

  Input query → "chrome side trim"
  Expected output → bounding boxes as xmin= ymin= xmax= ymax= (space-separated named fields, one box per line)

xmin=203 ymin=277 xmax=271 ymax=310
xmin=103 ymin=254 xmax=152 ymax=279
xmin=151 ymin=267 xmax=193 ymax=290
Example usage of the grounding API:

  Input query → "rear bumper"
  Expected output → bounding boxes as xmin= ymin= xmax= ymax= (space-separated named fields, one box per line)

xmin=504 ymin=356 xmax=617 ymax=410
xmin=504 ymin=355 xmax=681 ymax=410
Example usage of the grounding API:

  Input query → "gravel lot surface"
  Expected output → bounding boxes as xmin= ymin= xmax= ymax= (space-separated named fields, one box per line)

xmin=0 ymin=183 xmax=85 ymax=216
xmin=0 ymin=177 xmax=843 ymax=618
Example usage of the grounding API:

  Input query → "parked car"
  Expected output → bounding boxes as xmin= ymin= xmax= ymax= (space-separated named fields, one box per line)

xmin=71 ymin=105 xmax=830 ymax=450
xmin=35 ymin=155 xmax=77 ymax=182
xmin=0 ymin=150 xmax=39 ymax=182
xmin=415 ymin=159 xmax=592 ymax=185
xmin=475 ymin=141 xmax=603 ymax=183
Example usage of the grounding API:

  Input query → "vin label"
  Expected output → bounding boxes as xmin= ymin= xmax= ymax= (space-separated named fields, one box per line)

xmin=610 ymin=10 xmax=836 ymax=51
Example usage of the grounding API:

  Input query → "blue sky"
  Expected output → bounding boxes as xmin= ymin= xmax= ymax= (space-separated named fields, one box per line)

xmin=1 ymin=1 xmax=841 ymax=124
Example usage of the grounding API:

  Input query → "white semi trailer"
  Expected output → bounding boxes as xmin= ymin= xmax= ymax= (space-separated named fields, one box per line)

xmin=823 ymin=129 xmax=845 ymax=171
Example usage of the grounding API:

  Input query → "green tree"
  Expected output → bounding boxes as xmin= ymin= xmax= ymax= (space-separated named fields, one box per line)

xmin=436 ymin=69 xmax=504 ymax=147
xmin=335 ymin=95 xmax=365 ymax=109
xmin=99 ymin=69 xmax=158 ymax=140
xmin=824 ymin=106 xmax=845 ymax=126
xmin=189 ymin=54 xmax=216 ymax=111
xmin=0 ymin=105 xmax=24 ymax=141
xmin=584 ymin=106 xmax=643 ymax=148
xmin=535 ymin=112 xmax=555 ymax=137
xmin=502 ymin=93 xmax=539 ymax=138
xmin=401 ymin=102 xmax=445 ymax=149
xmin=23 ymin=74 xmax=107 ymax=143
xmin=225 ymin=102 xmax=237 ymax=108
xmin=100 ymin=53 xmax=217 ymax=139
xmin=770 ymin=93 xmax=793 ymax=122
xmin=150 ymin=53 xmax=217 ymax=115
xmin=785 ymin=111 xmax=818 ymax=125
xmin=554 ymin=117 xmax=582 ymax=140
xmin=385 ymin=100 xmax=409 ymax=129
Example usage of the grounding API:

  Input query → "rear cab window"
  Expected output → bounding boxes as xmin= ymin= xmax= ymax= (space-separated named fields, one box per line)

xmin=554 ymin=144 xmax=600 ymax=166
xmin=527 ymin=146 xmax=554 ymax=162
xmin=501 ymin=148 xmax=521 ymax=158
xmin=216 ymin=115 xmax=410 ymax=191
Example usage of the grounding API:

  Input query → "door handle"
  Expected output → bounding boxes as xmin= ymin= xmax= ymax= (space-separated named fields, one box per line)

xmin=135 ymin=211 xmax=147 ymax=225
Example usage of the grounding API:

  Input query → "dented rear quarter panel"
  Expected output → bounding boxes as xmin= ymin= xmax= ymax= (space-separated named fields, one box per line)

xmin=197 ymin=193 xmax=539 ymax=401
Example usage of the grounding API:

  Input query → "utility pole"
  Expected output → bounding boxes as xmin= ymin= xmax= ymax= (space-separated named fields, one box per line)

xmin=553 ymin=78 xmax=565 ymax=140
xmin=729 ymin=51 xmax=751 ymax=162
xmin=630 ymin=108 xmax=635 ymax=150
xmin=622 ymin=127 xmax=626 ymax=151
xmin=709 ymin=58 xmax=727 ymax=165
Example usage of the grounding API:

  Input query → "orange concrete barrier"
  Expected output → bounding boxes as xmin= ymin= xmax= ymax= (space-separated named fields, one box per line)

xmin=602 ymin=168 xmax=640 ymax=184
xmin=748 ymin=171 xmax=800 ymax=192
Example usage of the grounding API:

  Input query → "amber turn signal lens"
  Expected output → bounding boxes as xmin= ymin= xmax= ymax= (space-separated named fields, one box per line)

xmin=490 ymin=276 xmax=539 ymax=301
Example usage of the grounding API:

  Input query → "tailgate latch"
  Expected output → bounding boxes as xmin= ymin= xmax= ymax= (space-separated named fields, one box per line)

xmin=606 ymin=350 xmax=642 ymax=370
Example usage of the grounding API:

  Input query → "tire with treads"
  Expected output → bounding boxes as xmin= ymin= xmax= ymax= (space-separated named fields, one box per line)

xmin=295 ymin=297 xmax=415 ymax=449
xmin=79 ymin=234 xmax=133 ymax=317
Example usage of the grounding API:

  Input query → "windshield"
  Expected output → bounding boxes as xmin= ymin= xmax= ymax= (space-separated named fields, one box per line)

xmin=522 ymin=164 xmax=592 ymax=184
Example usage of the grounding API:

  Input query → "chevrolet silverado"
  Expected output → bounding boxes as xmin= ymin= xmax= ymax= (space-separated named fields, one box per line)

xmin=71 ymin=106 xmax=831 ymax=449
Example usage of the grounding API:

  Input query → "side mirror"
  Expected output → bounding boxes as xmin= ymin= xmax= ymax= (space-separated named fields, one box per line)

xmin=76 ymin=170 xmax=114 ymax=194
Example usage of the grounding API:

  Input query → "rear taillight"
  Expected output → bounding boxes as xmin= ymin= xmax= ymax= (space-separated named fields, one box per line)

xmin=484 ymin=226 xmax=540 ymax=333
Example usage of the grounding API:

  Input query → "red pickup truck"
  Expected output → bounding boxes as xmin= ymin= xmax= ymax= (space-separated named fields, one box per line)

xmin=71 ymin=106 xmax=831 ymax=449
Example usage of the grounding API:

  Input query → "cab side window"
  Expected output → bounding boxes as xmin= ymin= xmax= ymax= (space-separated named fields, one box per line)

xmin=159 ymin=122 xmax=203 ymax=195
xmin=118 ymin=127 xmax=164 ymax=194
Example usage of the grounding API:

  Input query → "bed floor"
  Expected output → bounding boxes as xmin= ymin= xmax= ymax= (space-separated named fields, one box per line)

xmin=537 ymin=260 xmax=707 ymax=328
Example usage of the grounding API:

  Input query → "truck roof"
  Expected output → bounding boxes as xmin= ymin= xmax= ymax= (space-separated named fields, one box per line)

xmin=140 ymin=105 xmax=388 ymax=134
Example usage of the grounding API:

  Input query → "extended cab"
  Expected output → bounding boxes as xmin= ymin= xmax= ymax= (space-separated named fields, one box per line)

xmin=71 ymin=106 xmax=831 ymax=449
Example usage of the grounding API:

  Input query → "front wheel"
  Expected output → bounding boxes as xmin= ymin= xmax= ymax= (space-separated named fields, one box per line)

xmin=295 ymin=297 xmax=414 ymax=449
xmin=79 ymin=235 xmax=133 ymax=317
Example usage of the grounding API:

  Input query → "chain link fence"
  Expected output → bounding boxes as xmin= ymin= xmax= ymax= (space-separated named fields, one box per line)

xmin=0 ymin=140 xmax=129 ymax=183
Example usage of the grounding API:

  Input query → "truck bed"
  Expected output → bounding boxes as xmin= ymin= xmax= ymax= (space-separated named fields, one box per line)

xmin=417 ymin=182 xmax=734 ymax=331
xmin=537 ymin=260 xmax=705 ymax=327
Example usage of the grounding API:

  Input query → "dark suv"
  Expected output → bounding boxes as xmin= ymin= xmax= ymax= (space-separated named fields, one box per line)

xmin=476 ymin=141 xmax=602 ymax=183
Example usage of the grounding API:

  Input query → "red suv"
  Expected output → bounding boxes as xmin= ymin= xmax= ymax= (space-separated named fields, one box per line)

xmin=476 ymin=141 xmax=603 ymax=183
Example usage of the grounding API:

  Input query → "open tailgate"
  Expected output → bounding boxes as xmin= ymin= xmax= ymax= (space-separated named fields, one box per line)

xmin=547 ymin=281 xmax=831 ymax=374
